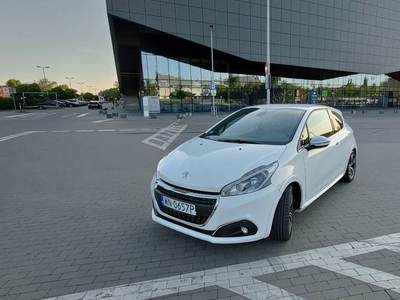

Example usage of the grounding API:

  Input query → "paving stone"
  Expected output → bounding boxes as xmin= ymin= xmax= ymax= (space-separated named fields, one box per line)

xmin=363 ymin=290 xmax=392 ymax=300
xmin=322 ymin=287 xmax=349 ymax=299
xmin=345 ymin=283 xmax=373 ymax=295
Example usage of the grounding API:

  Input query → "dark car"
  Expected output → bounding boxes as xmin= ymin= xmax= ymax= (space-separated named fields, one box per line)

xmin=88 ymin=101 xmax=102 ymax=109
xmin=37 ymin=100 xmax=62 ymax=109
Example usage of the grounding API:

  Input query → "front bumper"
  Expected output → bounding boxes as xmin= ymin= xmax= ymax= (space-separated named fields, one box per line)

xmin=150 ymin=174 xmax=281 ymax=244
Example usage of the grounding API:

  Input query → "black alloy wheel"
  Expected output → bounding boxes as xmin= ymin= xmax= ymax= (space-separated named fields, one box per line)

xmin=342 ymin=150 xmax=356 ymax=183
xmin=271 ymin=185 xmax=294 ymax=241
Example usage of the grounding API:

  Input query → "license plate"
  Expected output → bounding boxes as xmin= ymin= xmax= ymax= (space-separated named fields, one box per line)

xmin=161 ymin=196 xmax=196 ymax=216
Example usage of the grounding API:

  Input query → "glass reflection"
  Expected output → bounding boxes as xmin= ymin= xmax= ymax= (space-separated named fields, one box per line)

xmin=140 ymin=52 xmax=400 ymax=112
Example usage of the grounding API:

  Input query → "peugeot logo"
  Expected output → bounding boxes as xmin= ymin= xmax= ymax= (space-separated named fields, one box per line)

xmin=181 ymin=171 xmax=189 ymax=180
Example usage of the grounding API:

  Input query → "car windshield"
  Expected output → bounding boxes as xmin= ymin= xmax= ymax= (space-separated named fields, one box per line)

xmin=201 ymin=107 xmax=305 ymax=145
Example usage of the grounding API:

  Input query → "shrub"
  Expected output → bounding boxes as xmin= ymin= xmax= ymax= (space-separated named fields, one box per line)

xmin=0 ymin=97 xmax=15 ymax=110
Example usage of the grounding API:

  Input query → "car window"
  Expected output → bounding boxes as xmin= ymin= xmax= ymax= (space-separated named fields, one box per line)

xmin=328 ymin=110 xmax=344 ymax=133
xmin=306 ymin=109 xmax=334 ymax=138
xmin=298 ymin=125 xmax=310 ymax=150
xmin=202 ymin=107 xmax=305 ymax=145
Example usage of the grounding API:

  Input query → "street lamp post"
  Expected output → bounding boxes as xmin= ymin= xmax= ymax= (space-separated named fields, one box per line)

xmin=209 ymin=25 xmax=215 ymax=116
xmin=37 ymin=66 xmax=50 ymax=100
xmin=266 ymin=0 xmax=271 ymax=104
xmin=65 ymin=77 xmax=74 ymax=89
xmin=77 ymin=82 xmax=84 ymax=99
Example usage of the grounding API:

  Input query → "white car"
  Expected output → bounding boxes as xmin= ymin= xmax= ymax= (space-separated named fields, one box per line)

xmin=150 ymin=104 xmax=357 ymax=244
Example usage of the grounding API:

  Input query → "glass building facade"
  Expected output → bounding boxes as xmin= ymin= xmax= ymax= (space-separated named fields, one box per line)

xmin=142 ymin=51 xmax=400 ymax=112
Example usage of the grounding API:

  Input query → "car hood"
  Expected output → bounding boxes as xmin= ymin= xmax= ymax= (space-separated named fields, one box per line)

xmin=158 ymin=137 xmax=286 ymax=193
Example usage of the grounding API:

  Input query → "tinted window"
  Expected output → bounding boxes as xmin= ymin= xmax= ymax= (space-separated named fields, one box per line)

xmin=328 ymin=110 xmax=344 ymax=133
xmin=300 ymin=125 xmax=309 ymax=147
xmin=202 ymin=107 xmax=305 ymax=145
xmin=306 ymin=109 xmax=334 ymax=138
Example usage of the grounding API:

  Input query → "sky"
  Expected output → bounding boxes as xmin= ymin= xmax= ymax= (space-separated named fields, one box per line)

xmin=0 ymin=0 xmax=117 ymax=93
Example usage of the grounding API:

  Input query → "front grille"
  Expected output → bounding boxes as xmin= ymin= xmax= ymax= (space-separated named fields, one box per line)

xmin=157 ymin=185 xmax=216 ymax=205
xmin=155 ymin=185 xmax=217 ymax=225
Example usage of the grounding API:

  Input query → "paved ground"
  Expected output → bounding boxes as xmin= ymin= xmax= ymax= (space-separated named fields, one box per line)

xmin=1 ymin=106 xmax=400 ymax=300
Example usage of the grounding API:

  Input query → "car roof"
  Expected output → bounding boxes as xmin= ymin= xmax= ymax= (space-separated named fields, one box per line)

xmin=252 ymin=104 xmax=341 ymax=114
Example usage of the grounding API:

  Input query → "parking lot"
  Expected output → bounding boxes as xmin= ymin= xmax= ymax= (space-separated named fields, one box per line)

xmin=1 ymin=107 xmax=400 ymax=300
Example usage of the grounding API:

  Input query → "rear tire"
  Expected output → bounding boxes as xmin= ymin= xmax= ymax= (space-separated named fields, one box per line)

xmin=342 ymin=150 xmax=356 ymax=183
xmin=271 ymin=185 xmax=294 ymax=241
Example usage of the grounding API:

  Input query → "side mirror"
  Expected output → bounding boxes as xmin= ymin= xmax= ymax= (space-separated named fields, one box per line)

xmin=309 ymin=136 xmax=330 ymax=149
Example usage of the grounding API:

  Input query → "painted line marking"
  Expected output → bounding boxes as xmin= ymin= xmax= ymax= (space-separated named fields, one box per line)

xmin=142 ymin=123 xmax=187 ymax=150
xmin=98 ymin=129 xmax=115 ymax=132
xmin=75 ymin=130 xmax=94 ymax=132
xmin=61 ymin=113 xmax=77 ymax=118
xmin=141 ymin=128 xmax=154 ymax=131
xmin=76 ymin=113 xmax=89 ymax=118
xmin=2 ymin=114 xmax=37 ymax=119
xmin=0 ymin=131 xmax=40 ymax=142
xmin=92 ymin=119 xmax=111 ymax=123
xmin=43 ymin=232 xmax=400 ymax=300
xmin=120 ymin=129 xmax=137 ymax=132
xmin=51 ymin=130 xmax=72 ymax=133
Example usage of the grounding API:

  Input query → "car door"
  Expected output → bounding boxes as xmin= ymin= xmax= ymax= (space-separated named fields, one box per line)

xmin=300 ymin=109 xmax=337 ymax=201
xmin=327 ymin=109 xmax=350 ymax=178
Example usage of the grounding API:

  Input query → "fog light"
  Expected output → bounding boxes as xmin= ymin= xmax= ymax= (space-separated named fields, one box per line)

xmin=241 ymin=226 xmax=248 ymax=235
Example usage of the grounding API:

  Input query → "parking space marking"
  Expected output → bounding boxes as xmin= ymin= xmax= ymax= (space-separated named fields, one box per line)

xmin=61 ymin=113 xmax=77 ymax=118
xmin=92 ymin=119 xmax=111 ymax=123
xmin=120 ymin=129 xmax=137 ymax=132
xmin=75 ymin=129 xmax=94 ymax=132
xmin=51 ymin=130 xmax=72 ymax=133
xmin=43 ymin=232 xmax=400 ymax=300
xmin=0 ymin=112 xmax=53 ymax=120
xmin=141 ymin=123 xmax=187 ymax=150
xmin=76 ymin=113 xmax=89 ymax=118
xmin=0 ymin=131 xmax=40 ymax=142
xmin=98 ymin=129 xmax=115 ymax=132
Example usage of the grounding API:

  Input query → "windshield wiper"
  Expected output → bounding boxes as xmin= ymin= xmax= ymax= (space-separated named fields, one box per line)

xmin=216 ymin=139 xmax=262 ymax=144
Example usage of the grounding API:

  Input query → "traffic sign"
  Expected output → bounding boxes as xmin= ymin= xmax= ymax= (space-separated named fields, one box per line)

xmin=211 ymin=90 xmax=216 ymax=96
xmin=211 ymin=84 xmax=216 ymax=90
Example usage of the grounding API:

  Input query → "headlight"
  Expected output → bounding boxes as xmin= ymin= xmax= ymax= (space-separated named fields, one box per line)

xmin=221 ymin=162 xmax=278 ymax=197
xmin=156 ymin=156 xmax=167 ymax=179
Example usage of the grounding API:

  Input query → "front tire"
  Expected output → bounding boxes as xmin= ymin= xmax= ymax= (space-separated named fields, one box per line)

xmin=271 ymin=185 xmax=294 ymax=241
xmin=342 ymin=150 xmax=356 ymax=183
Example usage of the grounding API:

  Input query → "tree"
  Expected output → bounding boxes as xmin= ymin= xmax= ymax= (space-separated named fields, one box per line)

xmin=363 ymin=77 xmax=368 ymax=87
xmin=6 ymin=79 xmax=21 ymax=87
xmin=82 ymin=92 xmax=95 ymax=100
xmin=50 ymin=86 xmax=79 ymax=99
xmin=37 ymin=78 xmax=57 ymax=92
xmin=144 ymin=79 xmax=158 ymax=96
xmin=103 ymin=87 xmax=120 ymax=101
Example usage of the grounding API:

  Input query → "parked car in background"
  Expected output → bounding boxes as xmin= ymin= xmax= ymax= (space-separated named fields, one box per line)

xmin=56 ymin=100 xmax=69 ymax=107
xmin=37 ymin=100 xmax=62 ymax=109
xmin=79 ymin=100 xmax=88 ymax=106
xmin=151 ymin=104 xmax=357 ymax=244
xmin=88 ymin=101 xmax=102 ymax=109
xmin=67 ymin=100 xmax=81 ymax=107
xmin=63 ymin=100 xmax=80 ymax=107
